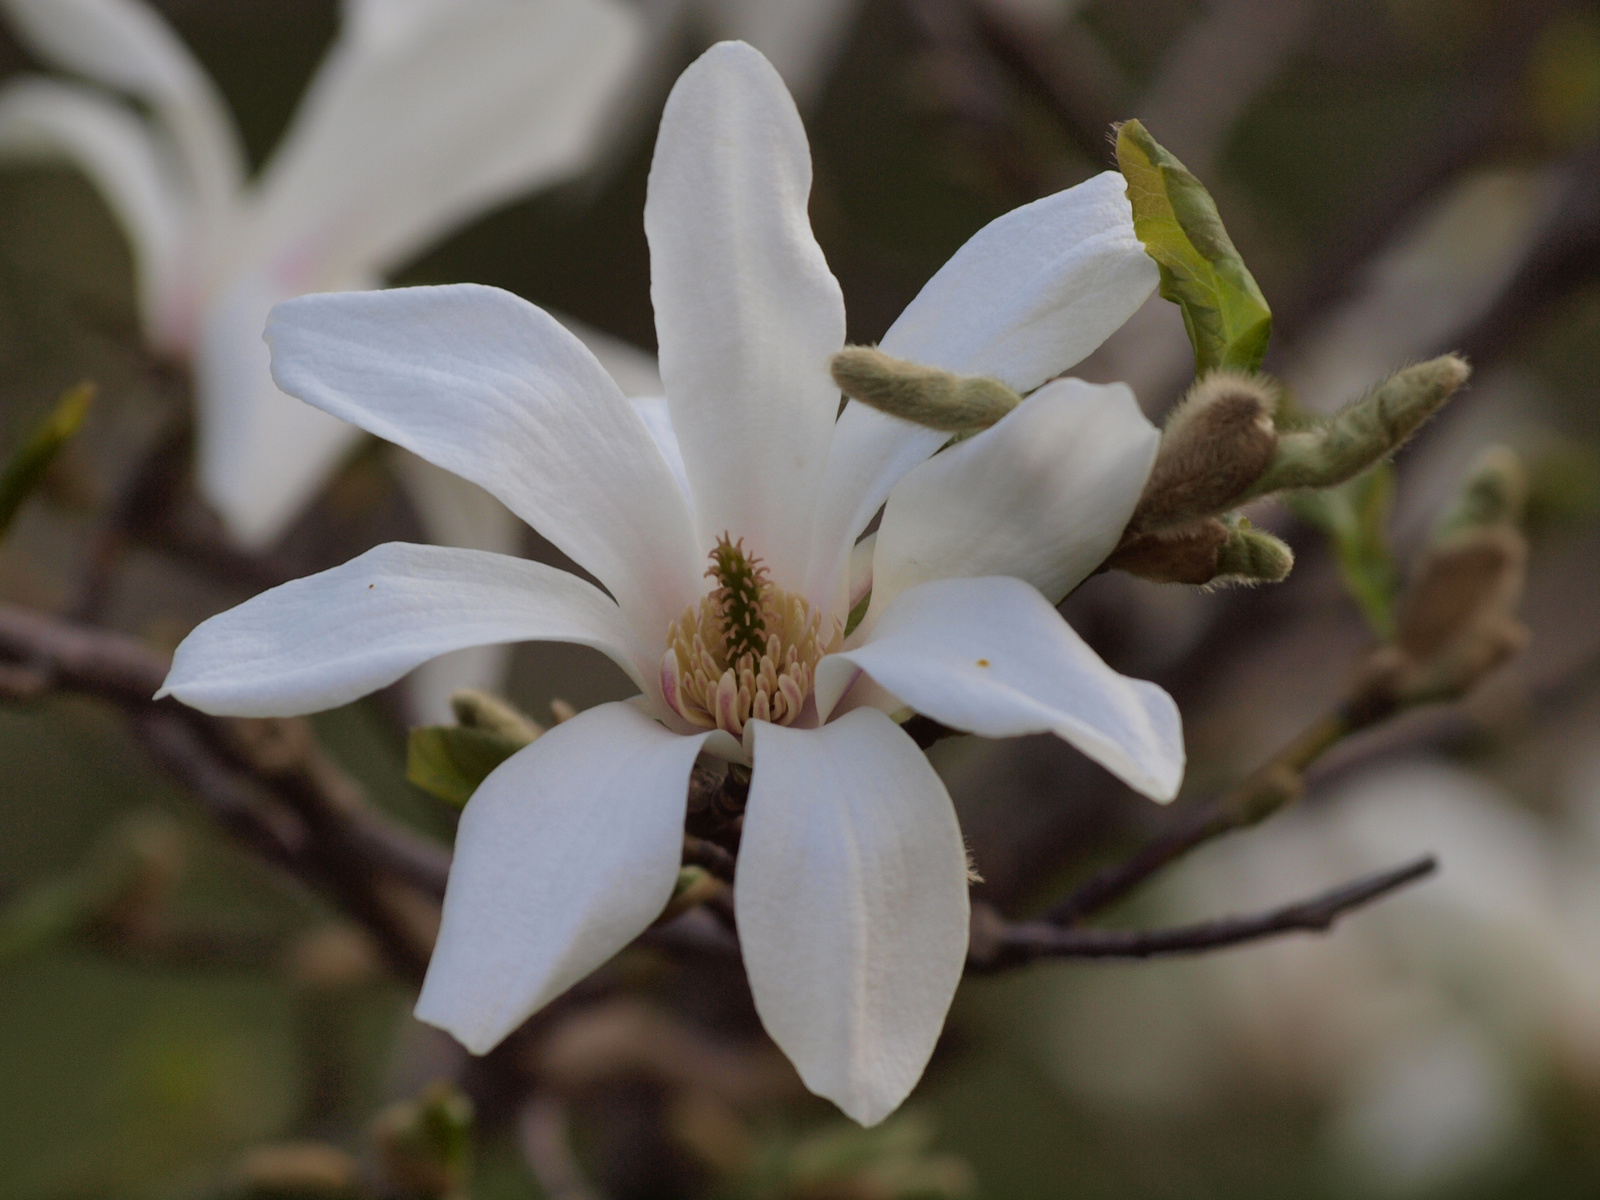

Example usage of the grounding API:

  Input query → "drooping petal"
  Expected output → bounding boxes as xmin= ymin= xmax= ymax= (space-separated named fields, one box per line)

xmin=815 ymin=576 xmax=1184 ymax=802
xmin=646 ymin=40 xmax=846 ymax=588
xmin=240 ymin=0 xmax=641 ymax=291
xmin=805 ymin=170 xmax=1158 ymax=602
xmin=391 ymin=450 xmax=524 ymax=723
xmin=0 ymin=77 xmax=187 ymax=344
xmin=738 ymin=710 xmax=970 ymax=1126
xmin=866 ymin=378 xmax=1157 ymax=617
xmin=194 ymin=271 xmax=366 ymax=548
xmin=265 ymin=285 xmax=703 ymax=647
xmin=0 ymin=0 xmax=244 ymax=260
xmin=417 ymin=701 xmax=712 ymax=1053
xmin=158 ymin=542 xmax=649 ymax=718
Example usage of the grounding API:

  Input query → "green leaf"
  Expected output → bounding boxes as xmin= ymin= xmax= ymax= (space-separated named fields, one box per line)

xmin=1290 ymin=463 xmax=1399 ymax=638
xmin=0 ymin=381 xmax=93 ymax=539
xmin=1115 ymin=121 xmax=1272 ymax=375
xmin=406 ymin=724 xmax=531 ymax=808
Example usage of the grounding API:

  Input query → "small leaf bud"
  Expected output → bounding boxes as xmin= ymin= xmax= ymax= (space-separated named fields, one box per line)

xmin=830 ymin=346 xmax=1021 ymax=433
xmin=371 ymin=1081 xmax=474 ymax=1200
xmin=1211 ymin=522 xmax=1295 ymax=587
xmin=448 ymin=688 xmax=542 ymax=743
xmin=1128 ymin=370 xmax=1279 ymax=533
xmin=1243 ymin=355 xmax=1470 ymax=500
xmin=1433 ymin=444 xmax=1527 ymax=543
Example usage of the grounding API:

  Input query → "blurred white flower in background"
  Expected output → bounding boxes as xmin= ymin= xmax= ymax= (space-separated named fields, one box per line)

xmin=159 ymin=40 xmax=1183 ymax=1128
xmin=1041 ymin=758 xmax=1600 ymax=1195
xmin=0 ymin=0 xmax=644 ymax=547
xmin=0 ymin=0 xmax=650 ymax=717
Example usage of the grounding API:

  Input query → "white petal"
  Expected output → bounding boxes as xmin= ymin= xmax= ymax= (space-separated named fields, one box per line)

xmin=556 ymin=314 xmax=663 ymax=399
xmin=646 ymin=41 xmax=846 ymax=588
xmin=867 ymin=378 xmax=1157 ymax=616
xmin=805 ymin=171 xmax=1158 ymax=599
xmin=0 ymin=0 xmax=243 ymax=256
xmin=816 ymin=576 xmax=1184 ymax=801
xmin=879 ymin=170 xmax=1156 ymax=389
xmin=698 ymin=0 xmax=862 ymax=103
xmin=0 ymin=77 xmax=187 ymax=346
xmin=241 ymin=0 xmax=641 ymax=289
xmin=265 ymin=285 xmax=702 ymax=647
xmin=195 ymin=272 xmax=366 ymax=548
xmin=738 ymin=710 xmax=970 ymax=1125
xmin=392 ymin=449 xmax=524 ymax=722
xmin=417 ymin=701 xmax=711 ymax=1053
xmin=158 ymin=542 xmax=648 ymax=718
xmin=630 ymin=397 xmax=691 ymax=505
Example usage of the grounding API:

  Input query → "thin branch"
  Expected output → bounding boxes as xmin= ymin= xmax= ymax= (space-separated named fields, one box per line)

xmin=0 ymin=603 xmax=446 ymax=981
xmin=967 ymin=854 xmax=1437 ymax=970
xmin=1045 ymin=710 xmax=1349 ymax=924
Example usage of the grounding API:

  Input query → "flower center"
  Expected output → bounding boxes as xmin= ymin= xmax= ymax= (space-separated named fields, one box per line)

xmin=660 ymin=535 xmax=840 ymax=737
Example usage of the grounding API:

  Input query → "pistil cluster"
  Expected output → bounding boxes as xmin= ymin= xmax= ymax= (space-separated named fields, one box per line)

xmin=661 ymin=536 xmax=838 ymax=737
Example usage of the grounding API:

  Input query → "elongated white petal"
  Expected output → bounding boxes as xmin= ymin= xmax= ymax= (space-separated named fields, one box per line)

xmin=0 ymin=0 xmax=243 ymax=256
xmin=417 ymin=701 xmax=711 ymax=1053
xmin=195 ymin=272 xmax=366 ymax=548
xmin=646 ymin=41 xmax=846 ymax=588
xmin=805 ymin=171 xmax=1157 ymax=600
xmin=698 ymin=0 xmax=862 ymax=103
xmin=0 ymin=77 xmax=187 ymax=345
xmin=630 ymin=397 xmax=690 ymax=505
xmin=816 ymin=576 xmax=1183 ymax=801
xmin=867 ymin=379 xmax=1157 ymax=616
xmin=242 ymin=0 xmax=640 ymax=290
xmin=266 ymin=285 xmax=702 ymax=647
xmin=880 ymin=170 xmax=1155 ymax=388
xmin=159 ymin=542 xmax=648 ymax=718
xmin=739 ymin=710 xmax=970 ymax=1126
xmin=392 ymin=450 xmax=523 ymax=722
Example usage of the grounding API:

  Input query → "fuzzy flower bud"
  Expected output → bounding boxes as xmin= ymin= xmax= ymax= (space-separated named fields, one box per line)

xmin=830 ymin=346 xmax=1022 ymax=433
xmin=448 ymin=688 xmax=543 ymax=744
xmin=1243 ymin=355 xmax=1470 ymax=500
xmin=1128 ymin=370 xmax=1280 ymax=534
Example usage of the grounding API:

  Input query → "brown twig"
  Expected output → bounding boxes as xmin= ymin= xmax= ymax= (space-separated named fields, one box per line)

xmin=968 ymin=854 xmax=1436 ymax=970
xmin=0 ymin=602 xmax=446 ymax=981
xmin=1045 ymin=710 xmax=1350 ymax=924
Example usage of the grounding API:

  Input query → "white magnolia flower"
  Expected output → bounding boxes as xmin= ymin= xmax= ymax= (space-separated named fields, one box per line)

xmin=0 ymin=0 xmax=643 ymax=548
xmin=159 ymin=42 xmax=1182 ymax=1125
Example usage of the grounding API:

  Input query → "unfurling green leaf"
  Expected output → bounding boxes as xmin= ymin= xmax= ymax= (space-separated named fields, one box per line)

xmin=1115 ymin=120 xmax=1271 ymax=375
xmin=407 ymin=723 xmax=533 ymax=808
xmin=1291 ymin=464 xmax=1400 ymax=638
xmin=0 ymin=381 xmax=93 ymax=539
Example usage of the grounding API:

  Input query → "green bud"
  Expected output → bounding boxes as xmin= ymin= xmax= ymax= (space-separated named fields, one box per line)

xmin=830 ymin=346 xmax=1021 ymax=433
xmin=1243 ymin=355 xmax=1470 ymax=500
xmin=1433 ymin=445 xmax=1526 ymax=543
xmin=371 ymin=1082 xmax=474 ymax=1200
xmin=0 ymin=381 xmax=93 ymax=539
xmin=448 ymin=688 xmax=543 ymax=742
xmin=1212 ymin=522 xmax=1295 ymax=586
